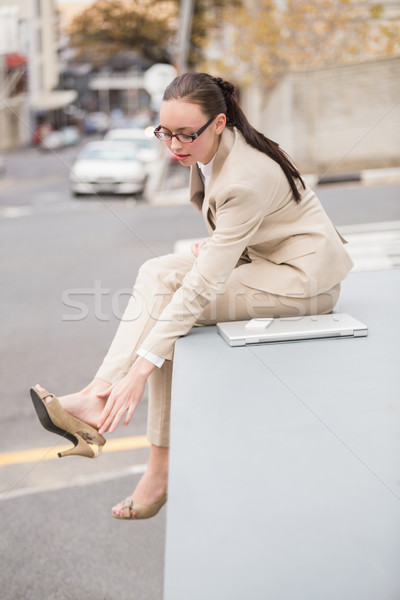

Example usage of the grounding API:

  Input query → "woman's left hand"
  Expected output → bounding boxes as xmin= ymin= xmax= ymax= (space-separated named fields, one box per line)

xmin=96 ymin=358 xmax=155 ymax=434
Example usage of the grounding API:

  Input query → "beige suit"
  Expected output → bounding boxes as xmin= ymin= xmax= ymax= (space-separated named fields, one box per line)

xmin=96 ymin=126 xmax=353 ymax=446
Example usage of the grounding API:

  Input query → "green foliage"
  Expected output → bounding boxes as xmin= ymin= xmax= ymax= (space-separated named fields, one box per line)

xmin=188 ymin=0 xmax=239 ymax=68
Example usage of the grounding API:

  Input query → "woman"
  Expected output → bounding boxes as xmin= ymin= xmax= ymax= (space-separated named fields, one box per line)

xmin=31 ymin=72 xmax=353 ymax=520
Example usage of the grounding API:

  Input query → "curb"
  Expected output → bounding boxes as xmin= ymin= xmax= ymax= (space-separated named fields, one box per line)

xmin=305 ymin=167 xmax=400 ymax=187
xmin=142 ymin=166 xmax=400 ymax=205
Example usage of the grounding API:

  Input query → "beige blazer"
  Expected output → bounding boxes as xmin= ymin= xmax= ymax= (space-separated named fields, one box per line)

xmin=141 ymin=126 xmax=354 ymax=358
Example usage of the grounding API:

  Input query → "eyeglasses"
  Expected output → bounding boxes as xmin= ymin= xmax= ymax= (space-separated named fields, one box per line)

xmin=154 ymin=115 xmax=217 ymax=143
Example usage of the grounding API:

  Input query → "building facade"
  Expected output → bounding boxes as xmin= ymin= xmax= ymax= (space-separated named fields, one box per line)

xmin=0 ymin=0 xmax=75 ymax=151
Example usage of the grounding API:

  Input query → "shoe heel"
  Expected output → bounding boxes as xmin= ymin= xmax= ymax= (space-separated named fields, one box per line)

xmin=31 ymin=386 xmax=106 ymax=459
xmin=58 ymin=432 xmax=105 ymax=459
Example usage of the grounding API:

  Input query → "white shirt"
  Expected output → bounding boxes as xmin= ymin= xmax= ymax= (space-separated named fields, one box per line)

xmin=197 ymin=155 xmax=215 ymax=192
xmin=136 ymin=347 xmax=165 ymax=368
xmin=136 ymin=156 xmax=216 ymax=368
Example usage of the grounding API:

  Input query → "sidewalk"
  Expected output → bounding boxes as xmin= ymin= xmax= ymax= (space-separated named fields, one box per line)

xmin=306 ymin=166 xmax=400 ymax=187
xmin=149 ymin=166 xmax=400 ymax=205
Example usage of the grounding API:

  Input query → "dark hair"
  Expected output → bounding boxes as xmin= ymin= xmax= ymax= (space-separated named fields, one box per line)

xmin=163 ymin=72 xmax=305 ymax=203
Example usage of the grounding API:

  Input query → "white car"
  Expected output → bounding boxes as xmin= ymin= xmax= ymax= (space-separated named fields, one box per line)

xmin=103 ymin=127 xmax=159 ymax=168
xmin=40 ymin=126 xmax=81 ymax=151
xmin=70 ymin=141 xmax=146 ymax=196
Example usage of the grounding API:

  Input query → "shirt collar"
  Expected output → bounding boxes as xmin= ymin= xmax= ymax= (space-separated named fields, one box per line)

xmin=197 ymin=155 xmax=216 ymax=180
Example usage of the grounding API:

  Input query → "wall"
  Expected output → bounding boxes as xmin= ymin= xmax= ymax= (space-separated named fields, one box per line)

xmin=246 ymin=57 xmax=400 ymax=174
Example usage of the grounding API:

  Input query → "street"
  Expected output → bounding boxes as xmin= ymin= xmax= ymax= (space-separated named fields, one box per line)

xmin=0 ymin=142 xmax=399 ymax=599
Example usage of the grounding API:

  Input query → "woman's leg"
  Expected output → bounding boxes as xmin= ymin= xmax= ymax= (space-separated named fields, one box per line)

xmin=147 ymin=359 xmax=172 ymax=447
xmin=96 ymin=253 xmax=194 ymax=384
xmin=53 ymin=253 xmax=195 ymax=425
xmin=112 ymin=443 xmax=169 ymax=518
xmin=198 ymin=279 xmax=341 ymax=326
xmin=37 ymin=253 xmax=192 ymax=516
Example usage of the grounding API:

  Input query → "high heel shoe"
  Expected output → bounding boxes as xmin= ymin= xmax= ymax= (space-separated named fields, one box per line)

xmin=112 ymin=492 xmax=167 ymax=520
xmin=30 ymin=386 xmax=106 ymax=458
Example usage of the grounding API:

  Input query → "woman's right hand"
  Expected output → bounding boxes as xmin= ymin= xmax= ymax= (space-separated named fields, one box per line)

xmin=96 ymin=357 xmax=155 ymax=434
xmin=191 ymin=237 xmax=209 ymax=258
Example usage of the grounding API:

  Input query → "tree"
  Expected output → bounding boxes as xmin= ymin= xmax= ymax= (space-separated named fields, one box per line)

xmin=200 ymin=0 xmax=400 ymax=85
xmin=187 ymin=0 xmax=241 ymax=68
xmin=68 ymin=0 xmax=178 ymax=68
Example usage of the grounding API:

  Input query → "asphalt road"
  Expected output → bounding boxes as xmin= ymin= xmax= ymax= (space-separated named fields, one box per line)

xmin=0 ymin=142 xmax=399 ymax=600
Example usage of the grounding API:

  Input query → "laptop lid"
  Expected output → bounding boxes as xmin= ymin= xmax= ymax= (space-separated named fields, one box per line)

xmin=216 ymin=313 xmax=368 ymax=347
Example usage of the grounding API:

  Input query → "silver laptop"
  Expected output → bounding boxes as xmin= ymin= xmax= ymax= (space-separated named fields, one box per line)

xmin=216 ymin=313 xmax=368 ymax=347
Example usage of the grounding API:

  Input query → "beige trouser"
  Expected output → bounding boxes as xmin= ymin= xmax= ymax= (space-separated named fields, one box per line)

xmin=95 ymin=253 xmax=340 ymax=447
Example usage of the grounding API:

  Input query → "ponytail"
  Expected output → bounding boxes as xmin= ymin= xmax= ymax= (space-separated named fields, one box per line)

xmin=163 ymin=73 xmax=305 ymax=203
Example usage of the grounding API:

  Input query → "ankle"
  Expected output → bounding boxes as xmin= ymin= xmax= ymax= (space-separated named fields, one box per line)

xmin=147 ymin=445 xmax=169 ymax=474
xmin=82 ymin=378 xmax=111 ymax=397
xmin=145 ymin=466 xmax=169 ymax=482
xmin=133 ymin=469 xmax=168 ymax=503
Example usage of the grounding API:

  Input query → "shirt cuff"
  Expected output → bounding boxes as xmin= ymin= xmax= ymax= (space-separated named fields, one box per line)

xmin=136 ymin=347 xmax=165 ymax=368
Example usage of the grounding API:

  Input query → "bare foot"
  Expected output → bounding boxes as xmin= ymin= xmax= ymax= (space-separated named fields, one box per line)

xmin=112 ymin=444 xmax=169 ymax=518
xmin=35 ymin=379 xmax=111 ymax=430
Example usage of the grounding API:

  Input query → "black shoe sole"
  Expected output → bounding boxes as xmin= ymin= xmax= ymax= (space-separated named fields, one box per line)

xmin=30 ymin=388 xmax=78 ymax=450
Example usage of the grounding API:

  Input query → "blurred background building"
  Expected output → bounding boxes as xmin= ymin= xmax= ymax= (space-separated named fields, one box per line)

xmin=0 ymin=0 xmax=399 ymax=175
xmin=0 ymin=0 xmax=77 ymax=150
xmin=240 ymin=56 xmax=400 ymax=174
xmin=203 ymin=0 xmax=400 ymax=174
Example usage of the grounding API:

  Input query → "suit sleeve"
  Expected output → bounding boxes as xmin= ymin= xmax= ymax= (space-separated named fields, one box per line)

xmin=138 ymin=184 xmax=265 ymax=359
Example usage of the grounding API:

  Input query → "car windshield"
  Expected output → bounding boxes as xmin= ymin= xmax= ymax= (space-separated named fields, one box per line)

xmin=81 ymin=147 xmax=137 ymax=161
xmin=134 ymin=139 xmax=154 ymax=150
xmin=112 ymin=137 xmax=154 ymax=150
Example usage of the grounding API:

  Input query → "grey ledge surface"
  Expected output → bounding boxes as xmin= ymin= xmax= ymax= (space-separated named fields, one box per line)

xmin=164 ymin=269 xmax=400 ymax=600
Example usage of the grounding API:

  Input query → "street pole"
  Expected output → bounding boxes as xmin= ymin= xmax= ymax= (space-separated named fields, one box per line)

xmin=177 ymin=0 xmax=194 ymax=74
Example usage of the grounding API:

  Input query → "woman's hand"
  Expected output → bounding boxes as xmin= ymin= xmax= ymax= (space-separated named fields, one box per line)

xmin=96 ymin=358 xmax=155 ymax=434
xmin=191 ymin=237 xmax=209 ymax=258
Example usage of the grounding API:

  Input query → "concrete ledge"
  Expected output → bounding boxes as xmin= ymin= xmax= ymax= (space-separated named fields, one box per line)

xmin=164 ymin=269 xmax=400 ymax=600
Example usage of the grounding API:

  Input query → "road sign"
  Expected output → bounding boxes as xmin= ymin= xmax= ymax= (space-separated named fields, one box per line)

xmin=144 ymin=64 xmax=177 ymax=109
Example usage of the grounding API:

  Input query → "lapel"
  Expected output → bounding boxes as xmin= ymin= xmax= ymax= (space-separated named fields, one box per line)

xmin=189 ymin=164 xmax=204 ymax=212
xmin=189 ymin=126 xmax=237 ymax=229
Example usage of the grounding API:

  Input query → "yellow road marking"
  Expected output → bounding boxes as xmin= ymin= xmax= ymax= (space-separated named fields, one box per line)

xmin=0 ymin=435 xmax=150 ymax=467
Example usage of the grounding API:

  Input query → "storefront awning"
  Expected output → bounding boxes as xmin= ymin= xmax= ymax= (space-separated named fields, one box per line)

xmin=31 ymin=90 xmax=78 ymax=112
xmin=6 ymin=53 xmax=27 ymax=68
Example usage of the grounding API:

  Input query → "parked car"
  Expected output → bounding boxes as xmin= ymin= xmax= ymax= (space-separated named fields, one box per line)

xmin=62 ymin=126 xmax=81 ymax=147
xmin=103 ymin=127 xmax=160 ymax=168
xmin=40 ymin=126 xmax=81 ymax=151
xmin=84 ymin=112 xmax=110 ymax=134
xmin=32 ymin=123 xmax=53 ymax=145
xmin=39 ymin=130 xmax=64 ymax=151
xmin=69 ymin=141 xmax=146 ymax=197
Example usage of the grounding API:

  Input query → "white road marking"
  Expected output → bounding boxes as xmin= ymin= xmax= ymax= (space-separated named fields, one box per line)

xmin=1 ymin=464 xmax=147 ymax=501
xmin=341 ymin=221 xmax=400 ymax=271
